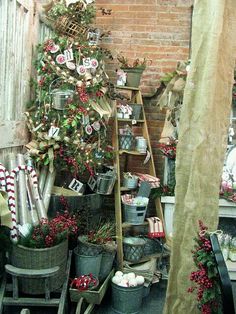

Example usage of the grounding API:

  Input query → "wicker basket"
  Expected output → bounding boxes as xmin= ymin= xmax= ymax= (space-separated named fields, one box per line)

xmin=55 ymin=16 xmax=88 ymax=39
xmin=123 ymin=237 xmax=146 ymax=262
xmin=10 ymin=240 xmax=68 ymax=294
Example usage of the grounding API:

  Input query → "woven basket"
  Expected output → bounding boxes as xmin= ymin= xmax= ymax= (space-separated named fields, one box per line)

xmin=10 ymin=240 xmax=68 ymax=294
xmin=123 ymin=237 xmax=146 ymax=262
xmin=55 ymin=16 xmax=88 ymax=39
xmin=77 ymin=235 xmax=104 ymax=256
xmin=142 ymin=237 xmax=162 ymax=256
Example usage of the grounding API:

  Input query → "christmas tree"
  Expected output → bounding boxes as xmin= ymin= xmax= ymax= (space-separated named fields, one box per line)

xmin=25 ymin=0 xmax=114 ymax=176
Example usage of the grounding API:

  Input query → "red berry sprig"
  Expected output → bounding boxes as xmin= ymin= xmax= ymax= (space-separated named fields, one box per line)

xmin=188 ymin=221 xmax=222 ymax=314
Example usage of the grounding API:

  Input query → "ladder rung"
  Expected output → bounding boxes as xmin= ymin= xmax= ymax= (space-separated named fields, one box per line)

xmin=120 ymin=186 xmax=136 ymax=192
xmin=119 ymin=150 xmax=146 ymax=155
xmin=117 ymin=119 xmax=144 ymax=123
xmin=122 ymin=222 xmax=148 ymax=228
xmin=124 ymin=252 xmax=170 ymax=265
xmin=115 ymin=86 xmax=140 ymax=91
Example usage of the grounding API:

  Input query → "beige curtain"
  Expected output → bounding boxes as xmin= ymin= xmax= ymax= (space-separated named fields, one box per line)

xmin=164 ymin=1 xmax=236 ymax=313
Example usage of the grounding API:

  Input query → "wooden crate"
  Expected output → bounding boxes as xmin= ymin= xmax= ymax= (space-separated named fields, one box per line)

xmin=69 ymin=269 xmax=114 ymax=305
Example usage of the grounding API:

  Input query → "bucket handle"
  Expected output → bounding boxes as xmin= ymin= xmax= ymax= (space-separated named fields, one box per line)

xmin=49 ymin=78 xmax=75 ymax=94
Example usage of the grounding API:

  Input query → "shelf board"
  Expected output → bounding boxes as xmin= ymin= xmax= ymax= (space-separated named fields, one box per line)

xmin=117 ymin=118 xmax=144 ymax=123
xmin=122 ymin=222 xmax=148 ymax=229
xmin=226 ymin=260 xmax=236 ymax=280
xmin=115 ymin=86 xmax=140 ymax=91
xmin=119 ymin=150 xmax=146 ymax=155
xmin=120 ymin=186 xmax=137 ymax=192
xmin=124 ymin=252 xmax=170 ymax=265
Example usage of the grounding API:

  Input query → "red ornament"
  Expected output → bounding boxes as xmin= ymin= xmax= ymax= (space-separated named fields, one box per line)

xmin=80 ymin=92 xmax=89 ymax=103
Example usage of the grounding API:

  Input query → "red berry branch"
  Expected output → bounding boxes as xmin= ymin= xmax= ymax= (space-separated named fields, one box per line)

xmin=188 ymin=221 xmax=222 ymax=314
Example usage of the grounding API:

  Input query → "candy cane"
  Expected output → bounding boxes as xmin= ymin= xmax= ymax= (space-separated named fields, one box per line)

xmin=0 ymin=163 xmax=8 ymax=192
xmin=7 ymin=165 xmax=38 ymax=242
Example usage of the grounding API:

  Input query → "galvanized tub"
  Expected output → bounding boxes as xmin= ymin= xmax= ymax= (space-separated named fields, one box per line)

xmin=111 ymin=282 xmax=144 ymax=314
xmin=74 ymin=247 xmax=102 ymax=278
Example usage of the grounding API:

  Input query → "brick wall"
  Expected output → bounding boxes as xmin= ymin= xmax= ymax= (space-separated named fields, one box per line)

xmin=95 ymin=0 xmax=193 ymax=181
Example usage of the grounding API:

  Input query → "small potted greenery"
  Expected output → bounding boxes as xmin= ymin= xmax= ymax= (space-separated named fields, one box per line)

xmin=117 ymin=103 xmax=133 ymax=119
xmin=117 ymin=54 xmax=151 ymax=88
xmin=75 ymin=222 xmax=116 ymax=280
xmin=11 ymin=211 xmax=78 ymax=294
xmin=77 ymin=222 xmax=115 ymax=256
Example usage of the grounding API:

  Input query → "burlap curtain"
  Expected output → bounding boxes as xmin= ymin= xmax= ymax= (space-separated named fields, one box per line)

xmin=164 ymin=1 xmax=236 ymax=313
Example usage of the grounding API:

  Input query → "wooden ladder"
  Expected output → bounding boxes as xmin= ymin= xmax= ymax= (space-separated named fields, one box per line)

xmin=112 ymin=86 xmax=165 ymax=269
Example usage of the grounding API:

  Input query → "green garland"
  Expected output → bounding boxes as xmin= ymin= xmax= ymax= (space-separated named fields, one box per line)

xmin=25 ymin=3 xmax=114 ymax=175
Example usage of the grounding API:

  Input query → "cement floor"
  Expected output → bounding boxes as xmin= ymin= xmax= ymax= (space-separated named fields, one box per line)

xmin=91 ymin=280 xmax=167 ymax=314
xmin=4 ymin=280 xmax=236 ymax=313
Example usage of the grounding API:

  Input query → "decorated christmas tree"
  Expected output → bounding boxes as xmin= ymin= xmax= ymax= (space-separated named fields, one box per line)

xmin=25 ymin=0 xmax=114 ymax=177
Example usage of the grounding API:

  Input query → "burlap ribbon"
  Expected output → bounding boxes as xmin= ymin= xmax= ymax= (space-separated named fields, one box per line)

xmin=0 ymin=190 xmax=12 ymax=228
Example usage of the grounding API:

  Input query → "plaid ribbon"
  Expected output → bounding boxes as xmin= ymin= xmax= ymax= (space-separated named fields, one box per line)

xmin=146 ymin=217 xmax=165 ymax=238
xmin=135 ymin=173 xmax=160 ymax=188
xmin=121 ymin=194 xmax=133 ymax=204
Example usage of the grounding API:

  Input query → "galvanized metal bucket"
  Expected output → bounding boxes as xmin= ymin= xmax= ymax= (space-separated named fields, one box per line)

xmin=123 ymin=175 xmax=138 ymax=189
xmin=135 ymin=137 xmax=147 ymax=153
xmin=111 ymin=282 xmax=144 ymax=314
xmin=121 ymin=67 xmax=145 ymax=88
xmin=74 ymin=247 xmax=102 ymax=278
xmin=51 ymin=89 xmax=74 ymax=110
xmin=96 ymin=172 xmax=116 ymax=195
xmin=99 ymin=250 xmax=116 ymax=281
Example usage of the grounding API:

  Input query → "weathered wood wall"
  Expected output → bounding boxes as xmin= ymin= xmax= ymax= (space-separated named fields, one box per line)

xmin=0 ymin=0 xmax=35 ymax=164
xmin=0 ymin=0 xmax=52 ymax=165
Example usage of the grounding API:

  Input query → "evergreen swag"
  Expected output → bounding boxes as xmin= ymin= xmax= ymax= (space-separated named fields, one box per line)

xmin=188 ymin=221 xmax=223 ymax=314
xmin=25 ymin=0 xmax=114 ymax=176
xmin=18 ymin=211 xmax=78 ymax=249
